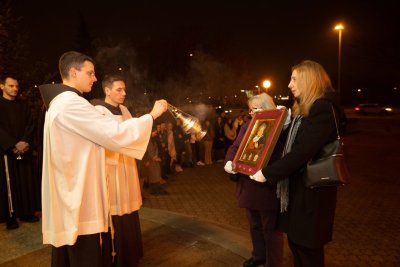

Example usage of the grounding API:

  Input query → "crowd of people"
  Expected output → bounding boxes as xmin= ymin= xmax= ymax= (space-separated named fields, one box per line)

xmin=0 ymin=51 xmax=252 ymax=267
xmin=136 ymin=110 xmax=253 ymax=198
xmin=1 ymin=51 xmax=344 ymax=267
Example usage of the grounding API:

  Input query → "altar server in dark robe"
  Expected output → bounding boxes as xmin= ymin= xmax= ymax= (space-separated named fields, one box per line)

xmin=0 ymin=75 xmax=39 ymax=230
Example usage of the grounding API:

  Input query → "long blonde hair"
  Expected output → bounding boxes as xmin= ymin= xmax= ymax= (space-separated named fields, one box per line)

xmin=291 ymin=60 xmax=333 ymax=117
xmin=248 ymin=93 xmax=276 ymax=110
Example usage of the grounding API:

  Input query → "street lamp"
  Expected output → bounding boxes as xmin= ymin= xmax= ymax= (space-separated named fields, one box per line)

xmin=334 ymin=23 xmax=344 ymax=102
xmin=262 ymin=80 xmax=271 ymax=91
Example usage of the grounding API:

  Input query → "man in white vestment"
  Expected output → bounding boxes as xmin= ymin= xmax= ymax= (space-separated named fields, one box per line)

xmin=39 ymin=51 xmax=167 ymax=267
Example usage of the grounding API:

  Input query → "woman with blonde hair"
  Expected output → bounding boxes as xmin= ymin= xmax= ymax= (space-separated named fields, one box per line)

xmin=250 ymin=60 xmax=345 ymax=267
xmin=224 ymin=92 xmax=290 ymax=267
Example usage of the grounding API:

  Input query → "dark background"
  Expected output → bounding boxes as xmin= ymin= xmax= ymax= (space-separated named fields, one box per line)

xmin=2 ymin=0 xmax=399 ymax=108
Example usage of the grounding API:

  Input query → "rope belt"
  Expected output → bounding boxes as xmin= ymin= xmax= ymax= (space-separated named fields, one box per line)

xmin=4 ymin=155 xmax=14 ymax=217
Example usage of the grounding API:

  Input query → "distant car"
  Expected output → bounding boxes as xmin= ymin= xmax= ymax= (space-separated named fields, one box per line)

xmin=354 ymin=103 xmax=393 ymax=115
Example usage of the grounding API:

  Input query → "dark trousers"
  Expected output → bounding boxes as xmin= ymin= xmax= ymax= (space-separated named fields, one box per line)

xmin=246 ymin=209 xmax=283 ymax=267
xmin=190 ymin=143 xmax=197 ymax=163
xmin=102 ymin=212 xmax=143 ymax=267
xmin=288 ymin=239 xmax=324 ymax=267
xmin=51 ymin=233 xmax=102 ymax=267
xmin=161 ymin=150 xmax=171 ymax=178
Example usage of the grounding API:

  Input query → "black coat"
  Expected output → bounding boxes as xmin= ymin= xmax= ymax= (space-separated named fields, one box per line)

xmin=262 ymin=94 xmax=342 ymax=248
xmin=0 ymin=96 xmax=38 ymax=221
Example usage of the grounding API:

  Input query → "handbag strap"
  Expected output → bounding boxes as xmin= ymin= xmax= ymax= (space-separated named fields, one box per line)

xmin=331 ymin=105 xmax=340 ymax=139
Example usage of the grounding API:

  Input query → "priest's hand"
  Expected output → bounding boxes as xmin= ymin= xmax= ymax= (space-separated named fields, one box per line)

xmin=150 ymin=100 xmax=168 ymax=120
xmin=15 ymin=141 xmax=29 ymax=153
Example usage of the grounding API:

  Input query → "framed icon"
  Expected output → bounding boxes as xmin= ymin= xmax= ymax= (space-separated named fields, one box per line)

xmin=233 ymin=108 xmax=288 ymax=175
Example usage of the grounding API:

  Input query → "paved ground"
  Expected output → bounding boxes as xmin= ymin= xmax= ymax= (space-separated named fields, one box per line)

xmin=0 ymin=115 xmax=399 ymax=267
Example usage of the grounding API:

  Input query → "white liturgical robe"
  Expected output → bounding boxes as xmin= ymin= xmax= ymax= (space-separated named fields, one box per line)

xmin=93 ymin=104 xmax=142 ymax=215
xmin=41 ymin=91 xmax=152 ymax=247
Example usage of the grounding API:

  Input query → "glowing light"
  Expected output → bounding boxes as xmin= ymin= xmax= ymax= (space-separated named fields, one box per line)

xmin=262 ymin=80 xmax=271 ymax=90
xmin=334 ymin=23 xmax=344 ymax=102
xmin=334 ymin=24 xmax=344 ymax=31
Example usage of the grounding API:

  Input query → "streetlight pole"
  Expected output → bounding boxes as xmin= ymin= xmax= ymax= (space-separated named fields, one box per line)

xmin=335 ymin=24 xmax=344 ymax=102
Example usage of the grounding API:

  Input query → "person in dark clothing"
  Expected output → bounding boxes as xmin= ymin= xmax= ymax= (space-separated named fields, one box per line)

xmin=142 ymin=129 xmax=169 ymax=195
xmin=223 ymin=117 xmax=237 ymax=153
xmin=213 ymin=116 xmax=225 ymax=162
xmin=0 ymin=75 xmax=39 ymax=230
xmin=172 ymin=119 xmax=186 ymax=168
xmin=224 ymin=93 xmax=289 ymax=267
xmin=157 ymin=123 xmax=172 ymax=178
xmin=250 ymin=60 xmax=344 ymax=267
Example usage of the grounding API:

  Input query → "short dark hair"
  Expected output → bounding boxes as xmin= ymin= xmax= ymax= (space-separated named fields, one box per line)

xmin=101 ymin=74 xmax=125 ymax=93
xmin=58 ymin=51 xmax=94 ymax=80
xmin=0 ymin=74 xmax=17 ymax=84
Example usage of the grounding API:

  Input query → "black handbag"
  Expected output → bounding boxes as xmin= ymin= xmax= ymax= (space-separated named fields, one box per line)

xmin=304 ymin=105 xmax=350 ymax=188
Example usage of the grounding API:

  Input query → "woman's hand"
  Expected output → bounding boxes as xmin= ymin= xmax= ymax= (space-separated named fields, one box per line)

xmin=224 ymin=161 xmax=237 ymax=174
xmin=249 ymin=169 xmax=267 ymax=183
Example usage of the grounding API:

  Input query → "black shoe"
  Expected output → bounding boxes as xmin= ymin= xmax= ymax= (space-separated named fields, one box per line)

xmin=243 ymin=258 xmax=266 ymax=267
xmin=20 ymin=215 xmax=40 ymax=223
xmin=6 ymin=218 xmax=19 ymax=230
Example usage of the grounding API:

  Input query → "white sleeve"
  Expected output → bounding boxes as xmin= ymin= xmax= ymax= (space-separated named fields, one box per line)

xmin=57 ymin=97 xmax=153 ymax=159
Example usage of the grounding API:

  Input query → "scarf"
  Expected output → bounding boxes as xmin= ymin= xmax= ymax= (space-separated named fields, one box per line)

xmin=277 ymin=115 xmax=302 ymax=212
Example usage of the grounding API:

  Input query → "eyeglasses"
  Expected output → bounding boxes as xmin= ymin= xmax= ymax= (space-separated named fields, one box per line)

xmin=85 ymin=71 xmax=96 ymax=77
xmin=249 ymin=107 xmax=262 ymax=114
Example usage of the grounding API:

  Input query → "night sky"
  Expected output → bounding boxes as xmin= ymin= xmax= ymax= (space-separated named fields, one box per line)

xmin=8 ymin=0 xmax=400 ymax=105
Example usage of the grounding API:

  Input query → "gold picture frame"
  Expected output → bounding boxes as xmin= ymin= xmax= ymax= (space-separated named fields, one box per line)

xmin=233 ymin=108 xmax=288 ymax=175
